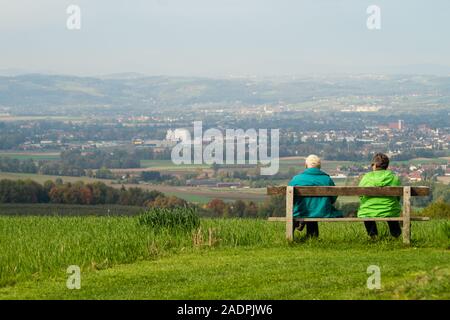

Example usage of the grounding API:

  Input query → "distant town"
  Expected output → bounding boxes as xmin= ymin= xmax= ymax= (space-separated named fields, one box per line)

xmin=0 ymin=74 xmax=448 ymax=192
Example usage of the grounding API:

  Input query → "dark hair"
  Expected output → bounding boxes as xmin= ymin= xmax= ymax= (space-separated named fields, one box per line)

xmin=371 ymin=153 xmax=389 ymax=170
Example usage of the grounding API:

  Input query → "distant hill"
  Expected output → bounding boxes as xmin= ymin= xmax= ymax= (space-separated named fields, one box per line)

xmin=0 ymin=73 xmax=449 ymax=116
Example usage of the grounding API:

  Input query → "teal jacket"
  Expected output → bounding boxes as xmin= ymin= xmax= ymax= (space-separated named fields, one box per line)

xmin=288 ymin=168 xmax=342 ymax=218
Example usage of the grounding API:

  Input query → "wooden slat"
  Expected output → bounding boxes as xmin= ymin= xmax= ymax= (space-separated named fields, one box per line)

xmin=267 ymin=186 xmax=290 ymax=195
xmin=403 ymin=186 xmax=412 ymax=245
xmin=267 ymin=186 xmax=430 ymax=196
xmin=267 ymin=216 xmax=430 ymax=222
xmin=285 ymin=186 xmax=294 ymax=241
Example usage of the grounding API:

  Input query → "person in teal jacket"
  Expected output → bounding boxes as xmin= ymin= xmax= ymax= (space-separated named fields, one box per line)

xmin=288 ymin=155 xmax=342 ymax=237
xmin=358 ymin=153 xmax=402 ymax=238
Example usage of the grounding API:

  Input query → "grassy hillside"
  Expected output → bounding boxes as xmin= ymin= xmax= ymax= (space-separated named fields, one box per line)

xmin=0 ymin=216 xmax=448 ymax=299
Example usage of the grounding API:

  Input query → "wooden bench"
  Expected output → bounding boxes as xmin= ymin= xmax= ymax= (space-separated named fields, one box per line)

xmin=267 ymin=186 xmax=430 ymax=245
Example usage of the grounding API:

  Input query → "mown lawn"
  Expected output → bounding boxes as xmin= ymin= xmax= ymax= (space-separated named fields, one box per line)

xmin=0 ymin=217 xmax=448 ymax=299
xmin=1 ymin=247 xmax=449 ymax=300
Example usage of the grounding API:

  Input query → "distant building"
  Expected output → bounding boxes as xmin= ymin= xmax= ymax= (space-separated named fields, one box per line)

xmin=388 ymin=120 xmax=404 ymax=130
xmin=216 ymin=182 xmax=241 ymax=188
xmin=330 ymin=174 xmax=347 ymax=179
xmin=132 ymin=138 xmax=144 ymax=145
xmin=142 ymin=140 xmax=176 ymax=148
xmin=166 ymin=128 xmax=190 ymax=142
xmin=186 ymin=179 xmax=218 ymax=187
xmin=186 ymin=179 xmax=241 ymax=188
xmin=408 ymin=171 xmax=422 ymax=182
xmin=445 ymin=168 xmax=450 ymax=177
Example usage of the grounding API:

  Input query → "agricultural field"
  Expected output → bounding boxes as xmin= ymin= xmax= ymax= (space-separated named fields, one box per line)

xmin=0 ymin=172 xmax=107 ymax=184
xmin=279 ymin=156 xmax=449 ymax=174
xmin=391 ymin=158 xmax=449 ymax=166
xmin=0 ymin=151 xmax=60 ymax=161
xmin=0 ymin=115 xmax=85 ymax=122
xmin=138 ymin=158 xmax=353 ymax=174
xmin=140 ymin=160 xmax=209 ymax=171
xmin=0 ymin=216 xmax=448 ymax=299
xmin=136 ymin=184 xmax=267 ymax=203
xmin=278 ymin=157 xmax=352 ymax=174
xmin=437 ymin=176 xmax=450 ymax=185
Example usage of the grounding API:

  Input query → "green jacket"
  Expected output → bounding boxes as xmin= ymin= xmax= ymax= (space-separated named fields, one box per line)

xmin=288 ymin=168 xmax=342 ymax=218
xmin=357 ymin=170 xmax=401 ymax=217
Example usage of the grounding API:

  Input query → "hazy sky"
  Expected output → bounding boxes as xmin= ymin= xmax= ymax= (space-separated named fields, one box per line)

xmin=1 ymin=0 xmax=449 ymax=77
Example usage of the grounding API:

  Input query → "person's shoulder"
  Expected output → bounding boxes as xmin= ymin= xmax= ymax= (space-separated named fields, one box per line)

xmin=319 ymin=169 xmax=331 ymax=176
xmin=358 ymin=172 xmax=372 ymax=186
xmin=288 ymin=173 xmax=303 ymax=185
xmin=325 ymin=174 xmax=335 ymax=185
xmin=385 ymin=169 xmax=399 ymax=177
xmin=387 ymin=170 xmax=401 ymax=185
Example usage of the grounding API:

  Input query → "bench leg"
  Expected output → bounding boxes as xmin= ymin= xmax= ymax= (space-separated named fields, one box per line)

xmin=286 ymin=186 xmax=294 ymax=241
xmin=402 ymin=186 xmax=411 ymax=245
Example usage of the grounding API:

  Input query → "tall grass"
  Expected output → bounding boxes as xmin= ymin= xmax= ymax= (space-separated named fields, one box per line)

xmin=0 ymin=215 xmax=448 ymax=287
xmin=0 ymin=203 xmax=144 ymax=216
xmin=138 ymin=207 xmax=200 ymax=232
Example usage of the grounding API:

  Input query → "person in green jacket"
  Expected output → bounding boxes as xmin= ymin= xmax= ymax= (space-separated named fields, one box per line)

xmin=358 ymin=153 xmax=402 ymax=238
xmin=288 ymin=155 xmax=342 ymax=237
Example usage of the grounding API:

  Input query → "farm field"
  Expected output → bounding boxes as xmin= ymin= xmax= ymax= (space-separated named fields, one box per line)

xmin=138 ymin=158 xmax=353 ymax=174
xmin=0 ymin=151 xmax=60 ymax=161
xmin=0 ymin=172 xmax=108 ymax=184
xmin=278 ymin=157 xmax=352 ymax=174
xmin=0 ymin=115 xmax=85 ymax=122
xmin=138 ymin=157 xmax=449 ymax=181
xmin=391 ymin=158 xmax=449 ymax=166
xmin=279 ymin=156 xmax=449 ymax=174
xmin=135 ymin=184 xmax=267 ymax=203
xmin=437 ymin=176 xmax=450 ymax=185
xmin=140 ymin=160 xmax=209 ymax=171
xmin=0 ymin=217 xmax=448 ymax=299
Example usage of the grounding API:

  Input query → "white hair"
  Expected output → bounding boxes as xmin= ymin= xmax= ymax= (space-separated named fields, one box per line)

xmin=305 ymin=154 xmax=321 ymax=168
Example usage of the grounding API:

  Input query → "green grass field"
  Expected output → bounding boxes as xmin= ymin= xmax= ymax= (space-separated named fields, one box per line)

xmin=278 ymin=158 xmax=352 ymax=174
xmin=0 ymin=152 xmax=60 ymax=161
xmin=0 ymin=216 xmax=448 ymax=299
xmin=0 ymin=172 xmax=108 ymax=184
xmin=140 ymin=160 xmax=209 ymax=170
xmin=278 ymin=157 xmax=449 ymax=174
xmin=391 ymin=158 xmax=449 ymax=166
xmin=140 ymin=158 xmax=357 ymax=174
xmin=161 ymin=191 xmax=218 ymax=203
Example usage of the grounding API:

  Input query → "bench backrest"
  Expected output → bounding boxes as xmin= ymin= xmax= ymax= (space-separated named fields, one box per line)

xmin=267 ymin=186 xmax=430 ymax=197
xmin=267 ymin=186 xmax=430 ymax=245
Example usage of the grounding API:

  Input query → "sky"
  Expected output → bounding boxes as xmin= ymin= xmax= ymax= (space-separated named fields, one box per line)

xmin=1 ymin=0 xmax=449 ymax=77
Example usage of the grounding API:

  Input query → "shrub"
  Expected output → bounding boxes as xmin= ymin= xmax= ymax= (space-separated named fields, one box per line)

xmin=336 ymin=202 xmax=360 ymax=217
xmin=419 ymin=201 xmax=450 ymax=219
xmin=138 ymin=207 xmax=200 ymax=232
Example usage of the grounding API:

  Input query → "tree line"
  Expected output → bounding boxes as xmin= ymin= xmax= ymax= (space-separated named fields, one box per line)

xmin=0 ymin=179 xmax=188 ymax=207
xmin=0 ymin=148 xmax=175 ymax=178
